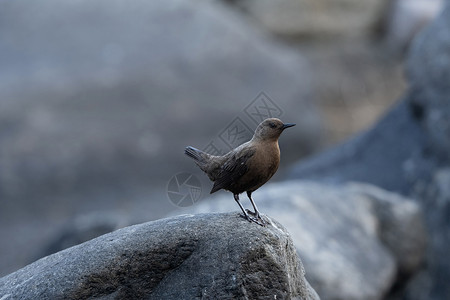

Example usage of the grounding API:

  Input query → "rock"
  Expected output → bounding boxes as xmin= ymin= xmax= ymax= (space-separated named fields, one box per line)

xmin=288 ymin=99 xmax=432 ymax=196
xmin=0 ymin=0 xmax=320 ymax=277
xmin=406 ymin=0 xmax=450 ymax=159
xmin=174 ymin=181 xmax=426 ymax=300
xmin=288 ymin=1 xmax=450 ymax=194
xmin=0 ymin=212 xmax=319 ymax=300
xmin=404 ymin=4 xmax=450 ymax=297
xmin=346 ymin=183 xmax=426 ymax=277
xmin=31 ymin=212 xmax=129 ymax=263
xmin=224 ymin=0 xmax=387 ymax=38
xmin=383 ymin=0 xmax=444 ymax=53
xmin=288 ymin=1 xmax=450 ymax=299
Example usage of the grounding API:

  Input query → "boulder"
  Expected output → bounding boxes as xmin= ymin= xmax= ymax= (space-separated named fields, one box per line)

xmin=174 ymin=181 xmax=426 ymax=300
xmin=289 ymin=1 xmax=450 ymax=299
xmin=406 ymin=0 xmax=450 ymax=158
xmin=383 ymin=0 xmax=443 ymax=53
xmin=223 ymin=0 xmax=387 ymax=38
xmin=345 ymin=184 xmax=426 ymax=277
xmin=0 ymin=213 xmax=319 ymax=300
xmin=288 ymin=99 xmax=430 ymax=195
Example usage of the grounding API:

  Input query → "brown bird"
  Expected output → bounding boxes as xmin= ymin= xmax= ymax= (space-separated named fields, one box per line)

xmin=184 ymin=118 xmax=295 ymax=226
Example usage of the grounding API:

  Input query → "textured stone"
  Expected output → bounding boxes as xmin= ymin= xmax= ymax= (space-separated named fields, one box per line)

xmin=0 ymin=213 xmax=319 ymax=300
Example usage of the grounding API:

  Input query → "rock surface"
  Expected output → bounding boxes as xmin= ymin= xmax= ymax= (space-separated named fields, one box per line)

xmin=175 ymin=181 xmax=426 ymax=300
xmin=383 ymin=0 xmax=443 ymax=53
xmin=0 ymin=212 xmax=319 ymax=300
xmin=289 ymin=1 xmax=450 ymax=299
xmin=225 ymin=0 xmax=387 ymax=37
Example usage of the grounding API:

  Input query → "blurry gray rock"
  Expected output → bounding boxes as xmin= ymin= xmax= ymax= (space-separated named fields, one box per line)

xmin=0 ymin=0 xmax=318 ymax=203
xmin=288 ymin=99 xmax=429 ymax=195
xmin=407 ymin=1 xmax=450 ymax=159
xmin=398 ymin=168 xmax=450 ymax=300
xmin=0 ymin=213 xmax=319 ymax=300
xmin=383 ymin=0 xmax=443 ymax=53
xmin=224 ymin=0 xmax=387 ymax=37
xmin=289 ymin=2 xmax=450 ymax=299
xmin=346 ymin=184 xmax=426 ymax=277
xmin=0 ymin=0 xmax=320 ymax=276
xmin=31 ymin=212 xmax=129 ymax=263
xmin=175 ymin=181 xmax=425 ymax=300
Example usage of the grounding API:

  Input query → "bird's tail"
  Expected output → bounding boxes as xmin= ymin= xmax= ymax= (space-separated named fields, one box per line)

xmin=184 ymin=146 xmax=210 ymax=165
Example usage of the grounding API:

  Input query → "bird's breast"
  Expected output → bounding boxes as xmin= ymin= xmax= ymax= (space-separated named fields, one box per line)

xmin=254 ymin=142 xmax=280 ymax=175
xmin=239 ymin=141 xmax=280 ymax=192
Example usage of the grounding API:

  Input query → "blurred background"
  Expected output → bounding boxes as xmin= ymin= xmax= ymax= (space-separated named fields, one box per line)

xmin=0 ymin=0 xmax=443 ymax=278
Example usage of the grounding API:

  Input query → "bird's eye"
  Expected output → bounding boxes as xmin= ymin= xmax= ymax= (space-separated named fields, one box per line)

xmin=269 ymin=122 xmax=276 ymax=128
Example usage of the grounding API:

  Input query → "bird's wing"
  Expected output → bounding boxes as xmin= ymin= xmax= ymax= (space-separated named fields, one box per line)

xmin=210 ymin=149 xmax=255 ymax=194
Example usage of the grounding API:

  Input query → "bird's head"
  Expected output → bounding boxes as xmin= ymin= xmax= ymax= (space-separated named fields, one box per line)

xmin=252 ymin=118 xmax=296 ymax=141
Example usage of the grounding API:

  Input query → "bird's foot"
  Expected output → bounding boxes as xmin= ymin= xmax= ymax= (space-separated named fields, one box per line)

xmin=245 ymin=209 xmax=266 ymax=226
xmin=246 ymin=209 xmax=257 ymax=216
xmin=241 ymin=212 xmax=266 ymax=227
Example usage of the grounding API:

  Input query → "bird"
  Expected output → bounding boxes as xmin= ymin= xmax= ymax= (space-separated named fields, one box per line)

xmin=184 ymin=118 xmax=295 ymax=226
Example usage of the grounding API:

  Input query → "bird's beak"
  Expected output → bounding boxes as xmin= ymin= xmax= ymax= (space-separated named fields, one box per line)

xmin=282 ymin=123 xmax=296 ymax=130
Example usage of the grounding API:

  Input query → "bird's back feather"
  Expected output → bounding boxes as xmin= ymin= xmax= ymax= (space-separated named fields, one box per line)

xmin=210 ymin=148 xmax=255 ymax=194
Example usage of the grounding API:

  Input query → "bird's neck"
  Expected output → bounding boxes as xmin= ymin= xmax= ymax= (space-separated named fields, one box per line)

xmin=251 ymin=137 xmax=281 ymax=159
xmin=251 ymin=135 xmax=280 ymax=143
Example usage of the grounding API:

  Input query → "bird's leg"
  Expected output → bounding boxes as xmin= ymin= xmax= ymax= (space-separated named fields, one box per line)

xmin=234 ymin=194 xmax=263 ymax=226
xmin=246 ymin=191 xmax=266 ymax=225
xmin=234 ymin=194 xmax=251 ymax=220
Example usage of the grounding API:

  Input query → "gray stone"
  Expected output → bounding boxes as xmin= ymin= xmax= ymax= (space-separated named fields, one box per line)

xmin=288 ymin=99 xmax=432 ymax=196
xmin=404 ymin=3 xmax=450 ymax=297
xmin=175 ymin=181 xmax=426 ymax=300
xmin=346 ymin=183 xmax=427 ymax=277
xmin=0 ymin=212 xmax=319 ymax=300
xmin=383 ymin=0 xmax=443 ymax=53
xmin=288 ymin=1 xmax=450 ymax=298
xmin=224 ymin=0 xmax=387 ymax=37
xmin=406 ymin=0 xmax=450 ymax=159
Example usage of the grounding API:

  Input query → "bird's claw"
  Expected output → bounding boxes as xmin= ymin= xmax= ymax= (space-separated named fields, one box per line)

xmin=241 ymin=212 xmax=266 ymax=227
xmin=245 ymin=209 xmax=266 ymax=226
xmin=246 ymin=209 xmax=256 ymax=216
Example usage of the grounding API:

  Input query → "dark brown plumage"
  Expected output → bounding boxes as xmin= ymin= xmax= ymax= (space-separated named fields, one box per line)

xmin=185 ymin=118 xmax=295 ymax=226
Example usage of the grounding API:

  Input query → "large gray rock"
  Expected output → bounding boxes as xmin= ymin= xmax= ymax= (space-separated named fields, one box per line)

xmin=383 ymin=0 xmax=443 ymax=53
xmin=288 ymin=99 xmax=430 ymax=195
xmin=0 ymin=212 xmax=319 ymax=300
xmin=0 ymin=0 xmax=320 ymax=277
xmin=289 ymin=2 xmax=450 ymax=299
xmin=175 ymin=181 xmax=426 ymax=300
xmin=224 ymin=0 xmax=387 ymax=37
xmin=406 ymin=0 xmax=450 ymax=158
